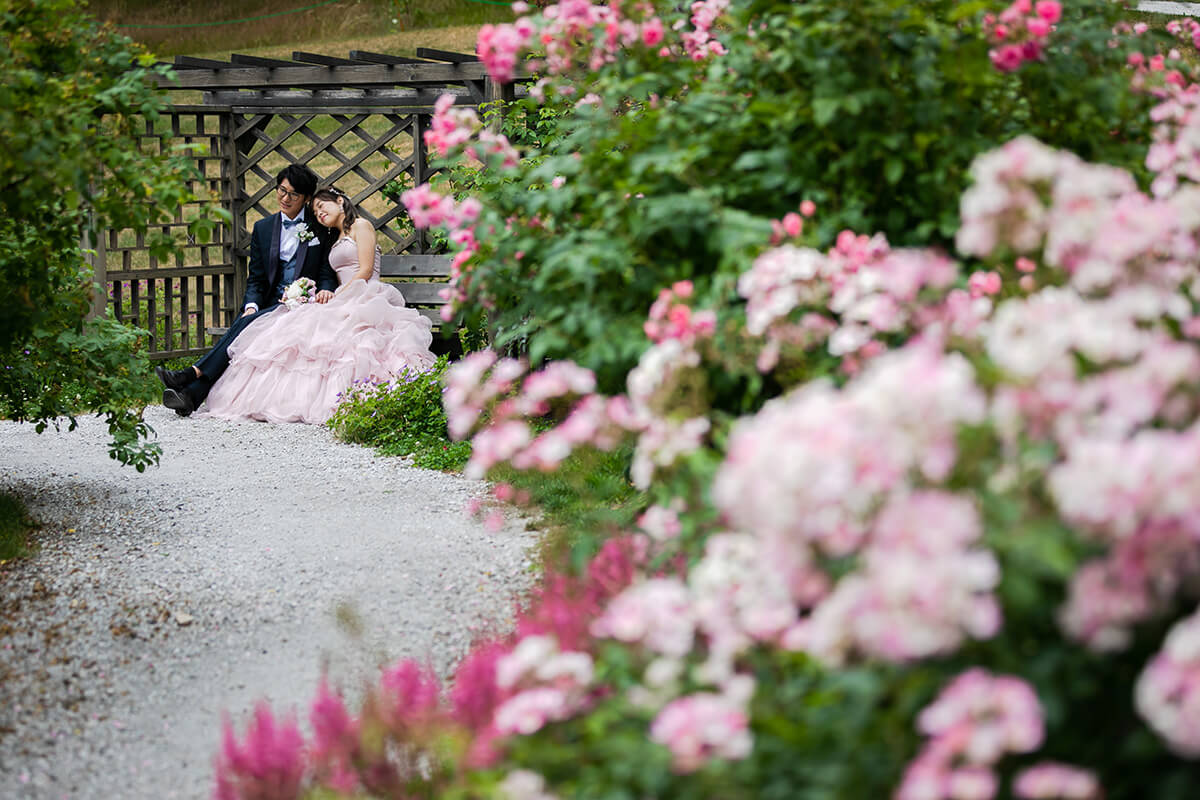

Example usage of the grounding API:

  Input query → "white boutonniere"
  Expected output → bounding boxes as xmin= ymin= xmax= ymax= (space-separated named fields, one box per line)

xmin=294 ymin=222 xmax=316 ymax=242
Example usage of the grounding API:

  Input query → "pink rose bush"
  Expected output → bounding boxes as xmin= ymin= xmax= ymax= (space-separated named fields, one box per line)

xmin=216 ymin=3 xmax=1200 ymax=798
xmin=475 ymin=0 xmax=729 ymax=86
xmin=984 ymin=0 xmax=1062 ymax=72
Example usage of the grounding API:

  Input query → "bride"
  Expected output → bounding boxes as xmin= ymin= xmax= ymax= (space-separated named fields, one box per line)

xmin=201 ymin=187 xmax=437 ymax=424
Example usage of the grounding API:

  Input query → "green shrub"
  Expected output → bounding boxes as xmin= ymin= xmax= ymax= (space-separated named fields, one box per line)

xmin=327 ymin=356 xmax=472 ymax=471
xmin=447 ymin=0 xmax=1168 ymax=396
xmin=0 ymin=492 xmax=36 ymax=561
xmin=0 ymin=0 xmax=224 ymax=469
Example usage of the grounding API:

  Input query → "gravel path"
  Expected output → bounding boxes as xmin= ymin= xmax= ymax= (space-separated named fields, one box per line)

xmin=1137 ymin=1 xmax=1200 ymax=15
xmin=0 ymin=407 xmax=537 ymax=799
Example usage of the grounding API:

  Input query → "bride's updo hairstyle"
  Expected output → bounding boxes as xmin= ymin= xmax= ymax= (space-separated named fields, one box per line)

xmin=313 ymin=186 xmax=358 ymax=234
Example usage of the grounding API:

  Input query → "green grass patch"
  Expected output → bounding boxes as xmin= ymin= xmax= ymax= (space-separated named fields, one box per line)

xmin=88 ymin=0 xmax=512 ymax=57
xmin=490 ymin=445 xmax=644 ymax=573
xmin=0 ymin=493 xmax=37 ymax=561
xmin=327 ymin=355 xmax=473 ymax=471
xmin=325 ymin=352 xmax=643 ymax=570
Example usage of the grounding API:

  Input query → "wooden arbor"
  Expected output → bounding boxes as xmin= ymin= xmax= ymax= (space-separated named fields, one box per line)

xmin=95 ymin=48 xmax=512 ymax=358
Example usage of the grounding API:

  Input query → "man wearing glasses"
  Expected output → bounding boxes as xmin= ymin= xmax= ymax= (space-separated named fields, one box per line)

xmin=154 ymin=164 xmax=339 ymax=416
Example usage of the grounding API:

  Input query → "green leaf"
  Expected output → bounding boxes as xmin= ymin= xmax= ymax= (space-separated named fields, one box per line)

xmin=812 ymin=97 xmax=841 ymax=126
xmin=885 ymin=157 xmax=905 ymax=184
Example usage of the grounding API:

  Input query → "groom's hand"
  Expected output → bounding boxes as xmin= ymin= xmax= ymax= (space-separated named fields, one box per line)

xmin=314 ymin=290 xmax=334 ymax=304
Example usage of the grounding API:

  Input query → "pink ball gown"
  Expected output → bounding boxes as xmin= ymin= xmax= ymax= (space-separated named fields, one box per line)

xmin=201 ymin=237 xmax=436 ymax=424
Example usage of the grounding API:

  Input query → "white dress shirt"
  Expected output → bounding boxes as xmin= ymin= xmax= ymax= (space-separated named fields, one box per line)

xmin=279 ymin=208 xmax=305 ymax=265
xmin=244 ymin=209 xmax=307 ymax=315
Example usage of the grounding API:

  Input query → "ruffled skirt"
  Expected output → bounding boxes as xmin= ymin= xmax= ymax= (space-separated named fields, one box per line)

xmin=201 ymin=279 xmax=436 ymax=424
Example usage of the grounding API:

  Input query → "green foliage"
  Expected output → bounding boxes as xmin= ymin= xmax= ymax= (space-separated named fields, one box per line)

xmin=490 ymin=443 xmax=643 ymax=570
xmin=450 ymin=0 xmax=1166 ymax=395
xmin=0 ymin=0 xmax=224 ymax=468
xmin=327 ymin=356 xmax=472 ymax=471
xmin=0 ymin=492 xmax=36 ymax=560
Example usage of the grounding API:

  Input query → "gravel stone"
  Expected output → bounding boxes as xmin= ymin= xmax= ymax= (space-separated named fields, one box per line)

xmin=1136 ymin=1 xmax=1200 ymax=16
xmin=0 ymin=406 xmax=537 ymax=799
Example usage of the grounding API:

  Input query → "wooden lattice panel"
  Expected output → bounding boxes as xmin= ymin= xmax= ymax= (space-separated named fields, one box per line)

xmin=93 ymin=48 xmax=509 ymax=359
xmin=98 ymin=108 xmax=237 ymax=359
xmin=233 ymin=110 xmax=441 ymax=257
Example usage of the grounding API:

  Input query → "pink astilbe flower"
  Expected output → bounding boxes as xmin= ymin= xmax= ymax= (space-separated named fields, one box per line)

xmin=213 ymin=704 xmax=306 ymax=800
xmin=1013 ymin=762 xmax=1103 ymax=799
xmin=1136 ymin=606 xmax=1200 ymax=756
xmin=379 ymin=659 xmax=441 ymax=726
xmin=308 ymin=681 xmax=359 ymax=795
xmin=586 ymin=535 xmax=647 ymax=599
xmin=450 ymin=639 xmax=511 ymax=730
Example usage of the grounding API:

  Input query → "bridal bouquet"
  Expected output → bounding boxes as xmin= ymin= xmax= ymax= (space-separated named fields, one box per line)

xmin=282 ymin=277 xmax=317 ymax=310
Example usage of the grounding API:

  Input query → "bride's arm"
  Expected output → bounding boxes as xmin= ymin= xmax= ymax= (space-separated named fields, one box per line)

xmin=352 ymin=219 xmax=377 ymax=282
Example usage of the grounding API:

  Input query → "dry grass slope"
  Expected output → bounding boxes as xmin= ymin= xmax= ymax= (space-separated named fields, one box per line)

xmin=88 ymin=0 xmax=510 ymax=57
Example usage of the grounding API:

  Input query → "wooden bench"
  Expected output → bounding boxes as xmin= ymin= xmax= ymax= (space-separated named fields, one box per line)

xmin=206 ymin=253 xmax=452 ymax=338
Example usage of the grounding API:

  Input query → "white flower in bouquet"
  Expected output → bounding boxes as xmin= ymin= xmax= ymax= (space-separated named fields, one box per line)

xmin=282 ymin=277 xmax=317 ymax=309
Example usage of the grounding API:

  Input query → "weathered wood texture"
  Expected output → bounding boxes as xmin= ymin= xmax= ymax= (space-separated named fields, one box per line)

xmin=93 ymin=50 xmax=509 ymax=360
xmin=206 ymin=253 xmax=451 ymax=336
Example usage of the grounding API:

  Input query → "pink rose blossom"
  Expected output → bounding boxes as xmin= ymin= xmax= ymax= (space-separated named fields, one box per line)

xmin=649 ymin=692 xmax=752 ymax=773
xmin=1013 ymin=762 xmax=1102 ymax=799
xmin=1035 ymin=1 xmax=1062 ymax=24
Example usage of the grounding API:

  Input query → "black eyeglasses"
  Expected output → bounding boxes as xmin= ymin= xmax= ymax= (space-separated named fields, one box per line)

xmin=276 ymin=186 xmax=303 ymax=201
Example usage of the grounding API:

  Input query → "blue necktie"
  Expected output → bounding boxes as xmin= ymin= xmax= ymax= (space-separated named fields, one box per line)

xmin=279 ymin=217 xmax=302 ymax=295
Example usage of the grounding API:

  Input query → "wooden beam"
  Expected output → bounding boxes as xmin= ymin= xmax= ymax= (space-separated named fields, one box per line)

xmin=380 ymin=254 xmax=452 ymax=278
xmin=291 ymin=51 xmax=371 ymax=66
xmin=210 ymin=91 xmax=448 ymax=110
xmin=348 ymin=50 xmax=438 ymax=65
xmin=158 ymin=60 xmax=209 ymax=71
xmin=415 ymin=47 xmax=480 ymax=63
xmin=175 ymin=56 xmax=233 ymax=69
xmin=385 ymin=282 xmax=449 ymax=305
xmin=230 ymin=53 xmax=299 ymax=67
xmin=160 ymin=62 xmax=490 ymax=90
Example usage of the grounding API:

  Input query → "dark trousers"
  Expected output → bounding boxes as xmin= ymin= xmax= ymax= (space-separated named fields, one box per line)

xmin=190 ymin=304 xmax=278 ymax=403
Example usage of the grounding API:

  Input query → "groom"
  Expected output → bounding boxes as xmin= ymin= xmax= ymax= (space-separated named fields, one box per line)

xmin=155 ymin=163 xmax=339 ymax=416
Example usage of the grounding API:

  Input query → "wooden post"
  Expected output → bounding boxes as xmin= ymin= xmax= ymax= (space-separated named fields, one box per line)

xmin=231 ymin=112 xmax=267 ymax=326
xmin=83 ymin=220 xmax=108 ymax=321
xmin=411 ymin=112 xmax=429 ymax=254
xmin=483 ymin=76 xmax=516 ymax=133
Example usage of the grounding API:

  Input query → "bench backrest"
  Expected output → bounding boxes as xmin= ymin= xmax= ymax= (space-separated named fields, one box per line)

xmin=380 ymin=254 xmax=452 ymax=327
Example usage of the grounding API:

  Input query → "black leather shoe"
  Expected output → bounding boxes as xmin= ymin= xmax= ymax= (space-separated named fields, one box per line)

xmin=162 ymin=388 xmax=196 ymax=417
xmin=155 ymin=366 xmax=196 ymax=391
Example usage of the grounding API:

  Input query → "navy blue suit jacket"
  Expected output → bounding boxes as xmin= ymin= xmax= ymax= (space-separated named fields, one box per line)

xmin=243 ymin=213 xmax=338 ymax=311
